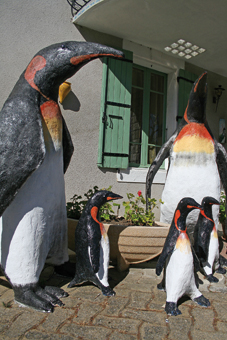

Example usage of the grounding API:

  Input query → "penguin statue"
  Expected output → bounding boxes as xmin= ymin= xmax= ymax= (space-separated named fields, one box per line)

xmin=68 ymin=190 xmax=122 ymax=296
xmin=146 ymin=72 xmax=227 ymax=270
xmin=156 ymin=197 xmax=210 ymax=316
xmin=0 ymin=42 xmax=124 ymax=312
xmin=194 ymin=196 xmax=226 ymax=282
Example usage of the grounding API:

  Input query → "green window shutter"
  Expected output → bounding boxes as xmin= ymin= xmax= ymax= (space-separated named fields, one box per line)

xmin=177 ymin=69 xmax=198 ymax=121
xmin=97 ymin=50 xmax=133 ymax=169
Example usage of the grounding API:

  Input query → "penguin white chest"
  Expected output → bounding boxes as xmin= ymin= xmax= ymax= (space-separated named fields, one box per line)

xmin=96 ymin=229 xmax=110 ymax=287
xmin=166 ymin=233 xmax=199 ymax=301
xmin=161 ymin=123 xmax=220 ymax=226
xmin=0 ymin=102 xmax=68 ymax=285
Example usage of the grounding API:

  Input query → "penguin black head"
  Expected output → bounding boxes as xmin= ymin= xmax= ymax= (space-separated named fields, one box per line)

xmin=200 ymin=196 xmax=220 ymax=219
xmin=24 ymin=41 xmax=124 ymax=100
xmin=183 ymin=72 xmax=208 ymax=124
xmin=201 ymin=196 xmax=220 ymax=207
xmin=174 ymin=197 xmax=202 ymax=231
xmin=89 ymin=190 xmax=123 ymax=209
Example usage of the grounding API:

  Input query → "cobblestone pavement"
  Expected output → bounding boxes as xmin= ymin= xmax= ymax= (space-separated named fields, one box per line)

xmin=0 ymin=250 xmax=227 ymax=340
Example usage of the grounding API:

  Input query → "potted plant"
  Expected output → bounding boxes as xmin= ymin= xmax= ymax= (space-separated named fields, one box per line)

xmin=67 ymin=187 xmax=170 ymax=271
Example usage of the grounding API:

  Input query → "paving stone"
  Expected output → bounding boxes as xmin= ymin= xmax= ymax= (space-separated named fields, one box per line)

xmin=68 ymin=285 xmax=104 ymax=301
xmin=208 ymin=291 xmax=227 ymax=303
xmin=38 ymin=307 xmax=75 ymax=332
xmin=2 ymin=310 xmax=45 ymax=338
xmin=102 ymin=296 xmax=128 ymax=316
xmin=0 ymin=259 xmax=227 ymax=339
xmin=216 ymin=321 xmax=227 ymax=332
xmin=23 ymin=330 xmax=76 ymax=339
xmin=113 ymin=287 xmax=132 ymax=298
xmin=117 ymin=281 xmax=152 ymax=292
xmin=212 ymin=301 xmax=227 ymax=322
xmin=191 ymin=307 xmax=215 ymax=332
xmin=61 ymin=322 xmax=111 ymax=339
xmin=93 ymin=315 xmax=140 ymax=333
xmin=1 ymin=288 xmax=14 ymax=304
xmin=73 ymin=300 xmax=104 ymax=324
xmin=167 ymin=317 xmax=191 ymax=340
xmin=127 ymin=291 xmax=152 ymax=309
xmin=121 ymin=308 xmax=165 ymax=325
xmin=140 ymin=322 xmax=168 ymax=340
xmin=108 ymin=331 xmax=137 ymax=340
xmin=190 ymin=329 xmax=225 ymax=340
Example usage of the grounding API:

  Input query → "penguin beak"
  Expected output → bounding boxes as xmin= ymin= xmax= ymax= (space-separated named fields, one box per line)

xmin=70 ymin=44 xmax=124 ymax=66
xmin=187 ymin=204 xmax=202 ymax=210
xmin=106 ymin=193 xmax=123 ymax=201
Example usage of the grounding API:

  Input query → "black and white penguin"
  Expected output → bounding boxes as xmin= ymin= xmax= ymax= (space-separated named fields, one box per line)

xmin=0 ymin=42 xmax=124 ymax=312
xmin=194 ymin=196 xmax=226 ymax=282
xmin=68 ymin=190 xmax=122 ymax=296
xmin=146 ymin=72 xmax=227 ymax=251
xmin=156 ymin=197 xmax=210 ymax=316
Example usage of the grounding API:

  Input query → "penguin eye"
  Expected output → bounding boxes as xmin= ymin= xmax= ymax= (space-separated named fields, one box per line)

xmin=61 ymin=44 xmax=66 ymax=49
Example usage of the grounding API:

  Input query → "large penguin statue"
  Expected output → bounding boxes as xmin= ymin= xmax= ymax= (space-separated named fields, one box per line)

xmin=146 ymin=72 xmax=227 ymax=262
xmin=0 ymin=42 xmax=124 ymax=312
xmin=194 ymin=196 xmax=226 ymax=282
xmin=156 ymin=197 xmax=210 ymax=316
xmin=68 ymin=190 xmax=122 ymax=296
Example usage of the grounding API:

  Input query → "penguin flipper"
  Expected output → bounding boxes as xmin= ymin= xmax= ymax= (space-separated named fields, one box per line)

xmin=0 ymin=98 xmax=45 ymax=216
xmin=146 ymin=132 xmax=177 ymax=209
xmin=87 ymin=224 xmax=102 ymax=273
xmin=62 ymin=116 xmax=74 ymax=173
xmin=156 ymin=245 xmax=174 ymax=276
xmin=156 ymin=225 xmax=178 ymax=276
xmin=191 ymin=245 xmax=203 ymax=273
xmin=216 ymin=140 xmax=227 ymax=236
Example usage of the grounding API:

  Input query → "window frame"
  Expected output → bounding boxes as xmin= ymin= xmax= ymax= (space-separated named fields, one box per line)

xmin=129 ymin=64 xmax=167 ymax=168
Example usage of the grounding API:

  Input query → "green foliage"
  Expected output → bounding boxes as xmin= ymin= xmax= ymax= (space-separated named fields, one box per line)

xmin=67 ymin=187 xmax=161 ymax=226
xmin=123 ymin=191 xmax=162 ymax=226
xmin=66 ymin=186 xmax=99 ymax=219
xmin=219 ymin=191 xmax=226 ymax=225
xmin=66 ymin=186 xmax=117 ymax=222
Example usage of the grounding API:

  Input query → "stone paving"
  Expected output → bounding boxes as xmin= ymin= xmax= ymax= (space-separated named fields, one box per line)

xmin=0 ymin=250 xmax=227 ymax=340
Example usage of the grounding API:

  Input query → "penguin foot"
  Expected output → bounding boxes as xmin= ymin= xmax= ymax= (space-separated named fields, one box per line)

xmin=68 ymin=276 xmax=85 ymax=288
xmin=165 ymin=302 xmax=181 ymax=316
xmin=157 ymin=281 xmax=165 ymax=291
xmin=44 ymin=286 xmax=69 ymax=298
xmin=193 ymin=295 xmax=210 ymax=307
xmin=101 ymin=286 xmax=116 ymax=297
xmin=206 ymin=274 xmax=219 ymax=283
xmin=13 ymin=284 xmax=68 ymax=312
xmin=215 ymin=266 xmax=226 ymax=274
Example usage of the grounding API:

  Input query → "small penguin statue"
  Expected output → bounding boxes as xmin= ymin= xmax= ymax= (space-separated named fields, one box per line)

xmin=156 ymin=197 xmax=210 ymax=316
xmin=68 ymin=190 xmax=122 ymax=296
xmin=194 ymin=196 xmax=226 ymax=282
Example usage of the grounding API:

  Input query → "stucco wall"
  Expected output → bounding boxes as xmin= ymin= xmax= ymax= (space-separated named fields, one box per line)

xmin=0 ymin=1 xmax=163 ymax=219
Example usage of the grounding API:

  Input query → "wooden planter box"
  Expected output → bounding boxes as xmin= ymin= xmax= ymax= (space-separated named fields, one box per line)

xmin=67 ymin=218 xmax=170 ymax=271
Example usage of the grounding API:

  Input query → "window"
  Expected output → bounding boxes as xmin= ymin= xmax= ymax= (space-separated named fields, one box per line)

xmin=129 ymin=66 xmax=167 ymax=167
xmin=98 ymin=51 xmax=167 ymax=169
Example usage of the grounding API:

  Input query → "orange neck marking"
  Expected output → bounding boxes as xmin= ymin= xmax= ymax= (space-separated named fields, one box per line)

xmin=174 ymin=209 xmax=187 ymax=233
xmin=194 ymin=72 xmax=206 ymax=93
xmin=91 ymin=206 xmax=105 ymax=235
xmin=200 ymin=209 xmax=214 ymax=225
xmin=174 ymin=122 xmax=213 ymax=143
xmin=183 ymin=104 xmax=190 ymax=124
xmin=24 ymin=55 xmax=50 ymax=100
